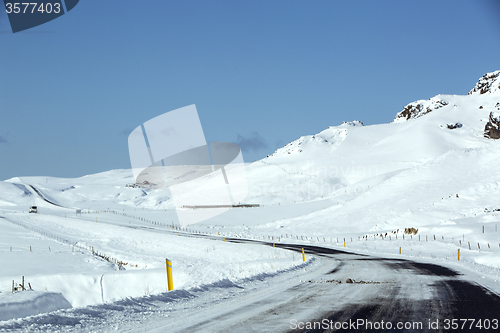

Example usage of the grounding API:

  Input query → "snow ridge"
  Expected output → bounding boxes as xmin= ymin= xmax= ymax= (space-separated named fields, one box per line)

xmin=266 ymin=122 xmax=359 ymax=158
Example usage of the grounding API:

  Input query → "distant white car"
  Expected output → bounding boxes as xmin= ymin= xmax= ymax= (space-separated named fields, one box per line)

xmin=29 ymin=206 xmax=37 ymax=213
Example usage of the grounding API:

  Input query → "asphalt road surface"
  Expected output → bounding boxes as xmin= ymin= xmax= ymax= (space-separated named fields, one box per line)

xmin=169 ymin=239 xmax=500 ymax=332
xmin=275 ymin=243 xmax=500 ymax=333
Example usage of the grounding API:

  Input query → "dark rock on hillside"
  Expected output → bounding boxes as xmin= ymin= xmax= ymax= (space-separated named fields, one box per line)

xmin=447 ymin=123 xmax=462 ymax=130
xmin=484 ymin=112 xmax=500 ymax=139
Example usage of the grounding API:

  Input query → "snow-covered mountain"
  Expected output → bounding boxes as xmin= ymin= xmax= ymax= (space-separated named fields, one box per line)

xmin=265 ymin=70 xmax=500 ymax=163
xmin=241 ymin=70 xmax=500 ymax=235
xmin=2 ymin=70 xmax=500 ymax=235
xmin=257 ymin=70 xmax=498 ymax=194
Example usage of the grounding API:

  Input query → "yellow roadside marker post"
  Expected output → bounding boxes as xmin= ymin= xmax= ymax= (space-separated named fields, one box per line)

xmin=457 ymin=249 xmax=460 ymax=261
xmin=165 ymin=258 xmax=173 ymax=291
xmin=302 ymin=248 xmax=305 ymax=262
xmin=399 ymin=247 xmax=401 ymax=254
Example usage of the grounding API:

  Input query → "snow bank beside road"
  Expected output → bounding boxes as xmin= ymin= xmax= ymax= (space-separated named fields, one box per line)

xmin=0 ymin=213 xmax=309 ymax=311
xmin=0 ymin=290 xmax=72 ymax=321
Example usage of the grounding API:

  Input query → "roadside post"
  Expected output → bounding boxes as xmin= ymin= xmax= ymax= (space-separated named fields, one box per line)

xmin=166 ymin=258 xmax=173 ymax=291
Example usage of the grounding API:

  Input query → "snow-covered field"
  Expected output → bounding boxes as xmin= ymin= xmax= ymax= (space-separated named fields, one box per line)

xmin=0 ymin=210 xmax=307 ymax=317
xmin=1 ymin=71 xmax=500 ymax=330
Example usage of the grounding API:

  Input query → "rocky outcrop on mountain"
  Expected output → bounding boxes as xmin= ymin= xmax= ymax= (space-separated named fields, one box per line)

xmin=484 ymin=111 xmax=500 ymax=139
xmin=469 ymin=70 xmax=500 ymax=95
xmin=393 ymin=96 xmax=448 ymax=122
xmin=341 ymin=120 xmax=364 ymax=127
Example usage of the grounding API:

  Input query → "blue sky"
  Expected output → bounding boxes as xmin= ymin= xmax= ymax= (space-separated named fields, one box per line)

xmin=1 ymin=0 xmax=499 ymax=180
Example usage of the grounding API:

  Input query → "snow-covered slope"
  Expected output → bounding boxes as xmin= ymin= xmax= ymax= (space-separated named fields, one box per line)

xmin=251 ymin=73 xmax=498 ymax=210
xmin=242 ymin=71 xmax=499 ymax=232
xmin=2 ymin=71 xmax=500 ymax=220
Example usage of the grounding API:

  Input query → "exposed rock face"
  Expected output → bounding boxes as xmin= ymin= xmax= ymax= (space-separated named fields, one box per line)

xmin=484 ymin=112 xmax=500 ymax=139
xmin=393 ymin=97 xmax=448 ymax=122
xmin=469 ymin=70 xmax=500 ymax=95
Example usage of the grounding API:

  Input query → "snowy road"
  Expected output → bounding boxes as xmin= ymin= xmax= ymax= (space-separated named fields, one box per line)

xmin=165 ymin=241 xmax=500 ymax=333
xmin=276 ymin=244 xmax=500 ymax=333
xmin=4 ymin=236 xmax=499 ymax=332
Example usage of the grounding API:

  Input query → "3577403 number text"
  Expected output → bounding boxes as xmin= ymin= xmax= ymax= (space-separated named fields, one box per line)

xmin=5 ymin=2 xmax=61 ymax=14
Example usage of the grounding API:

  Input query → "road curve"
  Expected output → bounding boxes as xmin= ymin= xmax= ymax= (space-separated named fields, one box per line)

xmin=26 ymin=184 xmax=64 ymax=207
xmin=170 ymin=240 xmax=500 ymax=332
xmin=276 ymin=243 xmax=500 ymax=333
